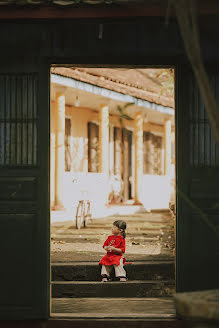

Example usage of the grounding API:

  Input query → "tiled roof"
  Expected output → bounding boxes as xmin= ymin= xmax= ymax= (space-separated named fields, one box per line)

xmin=51 ymin=67 xmax=174 ymax=108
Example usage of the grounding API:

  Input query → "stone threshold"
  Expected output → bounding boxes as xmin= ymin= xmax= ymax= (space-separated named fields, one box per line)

xmin=51 ymin=297 xmax=176 ymax=319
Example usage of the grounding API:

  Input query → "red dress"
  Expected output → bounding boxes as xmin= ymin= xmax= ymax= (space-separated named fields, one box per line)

xmin=99 ymin=235 xmax=126 ymax=266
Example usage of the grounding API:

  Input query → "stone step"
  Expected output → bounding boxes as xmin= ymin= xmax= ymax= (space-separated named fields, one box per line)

xmin=52 ymin=280 xmax=175 ymax=298
xmin=51 ymin=230 xmax=164 ymax=237
xmin=51 ymin=297 xmax=176 ymax=319
xmin=52 ymin=261 xmax=175 ymax=282
xmin=51 ymin=251 xmax=174 ymax=263
xmin=52 ymin=223 xmax=170 ymax=230
xmin=51 ymin=235 xmax=160 ymax=243
xmin=83 ymin=224 xmax=168 ymax=230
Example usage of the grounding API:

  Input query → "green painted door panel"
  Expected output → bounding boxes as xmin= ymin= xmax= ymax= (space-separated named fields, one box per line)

xmin=0 ymin=63 xmax=50 ymax=319
xmin=176 ymin=65 xmax=219 ymax=292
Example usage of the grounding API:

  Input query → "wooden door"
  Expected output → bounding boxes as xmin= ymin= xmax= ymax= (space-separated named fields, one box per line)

xmin=114 ymin=127 xmax=122 ymax=176
xmin=176 ymin=65 xmax=219 ymax=292
xmin=65 ymin=118 xmax=71 ymax=172
xmin=128 ymin=130 xmax=132 ymax=199
xmin=122 ymin=128 xmax=129 ymax=202
xmin=0 ymin=63 xmax=50 ymax=319
xmin=88 ymin=122 xmax=99 ymax=172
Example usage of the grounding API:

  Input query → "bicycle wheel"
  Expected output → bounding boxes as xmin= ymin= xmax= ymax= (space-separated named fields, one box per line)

xmin=84 ymin=201 xmax=91 ymax=228
xmin=76 ymin=201 xmax=84 ymax=229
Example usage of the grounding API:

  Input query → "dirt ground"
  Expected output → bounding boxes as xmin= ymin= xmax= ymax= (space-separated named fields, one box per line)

xmin=51 ymin=211 xmax=175 ymax=263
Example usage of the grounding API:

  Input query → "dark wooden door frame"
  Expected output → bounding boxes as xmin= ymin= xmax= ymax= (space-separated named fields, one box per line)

xmin=49 ymin=63 xmax=177 ymax=310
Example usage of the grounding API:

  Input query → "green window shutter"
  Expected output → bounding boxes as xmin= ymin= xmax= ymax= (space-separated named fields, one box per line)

xmin=0 ymin=63 xmax=50 ymax=319
xmin=176 ymin=65 xmax=219 ymax=293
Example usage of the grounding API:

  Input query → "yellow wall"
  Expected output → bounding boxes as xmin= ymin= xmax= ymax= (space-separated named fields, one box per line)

xmin=50 ymin=101 xmax=96 ymax=205
xmin=50 ymin=100 xmax=174 ymax=208
xmin=66 ymin=106 xmax=91 ymax=173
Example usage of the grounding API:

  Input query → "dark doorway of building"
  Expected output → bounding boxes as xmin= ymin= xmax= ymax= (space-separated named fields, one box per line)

xmin=50 ymin=67 xmax=176 ymax=319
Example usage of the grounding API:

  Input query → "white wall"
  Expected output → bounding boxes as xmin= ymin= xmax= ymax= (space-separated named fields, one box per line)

xmin=63 ymin=172 xmax=171 ymax=216
xmin=51 ymin=172 xmax=172 ymax=222
xmin=139 ymin=174 xmax=171 ymax=211
xmin=62 ymin=172 xmax=109 ymax=219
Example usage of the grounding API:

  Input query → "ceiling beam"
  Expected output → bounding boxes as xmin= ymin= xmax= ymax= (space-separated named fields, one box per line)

xmin=0 ymin=1 xmax=218 ymax=20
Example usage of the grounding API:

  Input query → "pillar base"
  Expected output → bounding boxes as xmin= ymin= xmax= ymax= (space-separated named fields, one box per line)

xmin=51 ymin=204 xmax=65 ymax=211
xmin=133 ymin=201 xmax=143 ymax=205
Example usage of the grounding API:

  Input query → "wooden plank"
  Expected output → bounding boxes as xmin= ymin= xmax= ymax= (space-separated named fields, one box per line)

xmin=88 ymin=122 xmax=99 ymax=173
xmin=0 ymin=63 xmax=50 ymax=319
xmin=114 ymin=127 xmax=122 ymax=176
xmin=52 ymin=297 xmax=176 ymax=318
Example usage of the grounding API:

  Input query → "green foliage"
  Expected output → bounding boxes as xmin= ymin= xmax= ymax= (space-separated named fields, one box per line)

xmin=153 ymin=69 xmax=174 ymax=97
xmin=116 ymin=103 xmax=134 ymax=127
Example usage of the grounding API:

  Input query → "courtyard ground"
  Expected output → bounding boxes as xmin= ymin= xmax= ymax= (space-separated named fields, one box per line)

xmin=51 ymin=210 xmax=175 ymax=263
xmin=51 ymin=209 xmax=176 ymax=318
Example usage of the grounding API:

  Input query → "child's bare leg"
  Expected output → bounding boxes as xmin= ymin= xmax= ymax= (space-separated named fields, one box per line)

xmin=101 ymin=265 xmax=112 ymax=281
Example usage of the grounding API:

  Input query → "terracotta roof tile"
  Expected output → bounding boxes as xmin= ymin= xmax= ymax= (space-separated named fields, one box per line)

xmin=52 ymin=67 xmax=174 ymax=108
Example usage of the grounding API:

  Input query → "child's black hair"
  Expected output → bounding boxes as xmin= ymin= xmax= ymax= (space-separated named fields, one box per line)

xmin=113 ymin=220 xmax=127 ymax=239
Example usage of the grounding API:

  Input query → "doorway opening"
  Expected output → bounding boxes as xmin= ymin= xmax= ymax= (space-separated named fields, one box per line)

xmin=50 ymin=66 xmax=176 ymax=319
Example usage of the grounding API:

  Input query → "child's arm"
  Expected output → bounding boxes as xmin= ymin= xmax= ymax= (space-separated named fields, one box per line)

xmin=103 ymin=237 xmax=111 ymax=251
xmin=109 ymin=246 xmax=122 ymax=254
xmin=109 ymin=238 xmax=125 ymax=254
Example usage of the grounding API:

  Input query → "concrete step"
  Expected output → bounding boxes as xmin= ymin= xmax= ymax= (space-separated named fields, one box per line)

xmin=52 ymin=225 xmax=170 ymax=232
xmin=52 ymin=280 xmax=175 ymax=298
xmin=51 ymin=230 xmax=165 ymax=237
xmin=51 ymin=252 xmax=174 ymax=263
xmin=51 ymin=235 xmax=160 ymax=243
xmin=51 ymin=297 xmax=176 ymax=319
xmin=52 ymin=261 xmax=175 ymax=282
xmin=82 ymin=224 xmax=168 ymax=230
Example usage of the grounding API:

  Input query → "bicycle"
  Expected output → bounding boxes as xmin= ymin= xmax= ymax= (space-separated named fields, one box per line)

xmin=72 ymin=178 xmax=92 ymax=229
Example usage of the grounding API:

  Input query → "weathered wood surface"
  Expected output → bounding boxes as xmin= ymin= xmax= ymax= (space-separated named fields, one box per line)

xmin=88 ymin=122 xmax=99 ymax=173
xmin=114 ymin=127 xmax=122 ymax=176
xmin=52 ymin=297 xmax=176 ymax=318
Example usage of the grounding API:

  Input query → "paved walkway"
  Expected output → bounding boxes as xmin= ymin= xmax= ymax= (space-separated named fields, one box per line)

xmin=51 ymin=211 xmax=175 ymax=263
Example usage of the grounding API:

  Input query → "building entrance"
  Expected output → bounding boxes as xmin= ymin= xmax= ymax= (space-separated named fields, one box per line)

xmin=50 ymin=66 xmax=176 ymax=318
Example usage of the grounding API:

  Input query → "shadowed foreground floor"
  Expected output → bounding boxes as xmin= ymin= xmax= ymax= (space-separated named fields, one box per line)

xmin=51 ymin=297 xmax=176 ymax=319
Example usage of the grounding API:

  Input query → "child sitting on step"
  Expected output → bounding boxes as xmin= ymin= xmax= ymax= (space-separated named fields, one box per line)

xmin=99 ymin=220 xmax=127 ymax=282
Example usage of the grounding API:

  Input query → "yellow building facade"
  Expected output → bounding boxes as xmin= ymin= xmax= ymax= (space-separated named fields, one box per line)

xmin=50 ymin=71 xmax=175 ymax=218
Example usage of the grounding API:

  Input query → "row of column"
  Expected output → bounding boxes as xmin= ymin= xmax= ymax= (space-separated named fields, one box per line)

xmin=53 ymin=90 xmax=172 ymax=207
xmin=98 ymin=108 xmax=172 ymax=204
xmin=54 ymin=90 xmax=65 ymax=209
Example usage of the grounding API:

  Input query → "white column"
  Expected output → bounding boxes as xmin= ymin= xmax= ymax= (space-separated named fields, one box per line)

xmin=131 ymin=131 xmax=135 ymax=199
xmin=134 ymin=112 xmax=143 ymax=204
xmin=164 ymin=118 xmax=171 ymax=175
xmin=54 ymin=88 xmax=65 ymax=209
xmin=99 ymin=104 xmax=109 ymax=175
xmin=109 ymin=125 xmax=114 ymax=176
